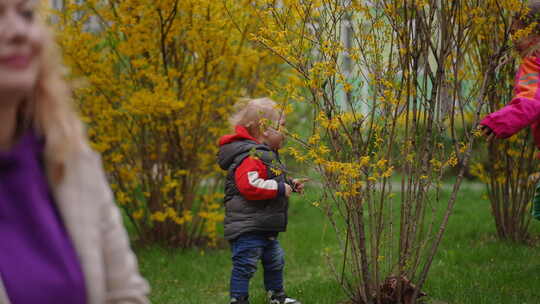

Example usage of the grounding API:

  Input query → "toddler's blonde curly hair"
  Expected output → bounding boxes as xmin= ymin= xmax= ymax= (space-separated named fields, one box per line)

xmin=229 ymin=98 xmax=283 ymax=137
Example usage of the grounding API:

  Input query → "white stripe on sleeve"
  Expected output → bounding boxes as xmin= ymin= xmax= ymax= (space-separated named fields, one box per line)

xmin=247 ymin=171 xmax=278 ymax=190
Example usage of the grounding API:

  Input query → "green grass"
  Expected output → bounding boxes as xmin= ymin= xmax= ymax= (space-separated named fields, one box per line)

xmin=135 ymin=183 xmax=540 ymax=304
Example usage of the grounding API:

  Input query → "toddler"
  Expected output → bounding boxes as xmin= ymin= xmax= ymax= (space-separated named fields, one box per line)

xmin=218 ymin=98 xmax=305 ymax=304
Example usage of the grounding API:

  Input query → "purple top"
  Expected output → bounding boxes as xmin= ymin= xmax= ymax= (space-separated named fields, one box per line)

xmin=0 ymin=132 xmax=86 ymax=304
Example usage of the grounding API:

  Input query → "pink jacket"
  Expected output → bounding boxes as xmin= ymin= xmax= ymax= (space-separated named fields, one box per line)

xmin=480 ymin=56 xmax=540 ymax=149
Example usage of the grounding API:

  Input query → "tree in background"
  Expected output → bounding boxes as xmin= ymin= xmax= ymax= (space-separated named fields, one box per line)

xmin=471 ymin=19 xmax=540 ymax=243
xmin=246 ymin=0 xmax=519 ymax=303
xmin=52 ymin=0 xmax=286 ymax=247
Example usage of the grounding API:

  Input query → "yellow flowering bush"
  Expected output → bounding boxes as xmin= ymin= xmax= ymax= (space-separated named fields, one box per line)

xmin=52 ymin=0 xmax=284 ymax=247
xmin=248 ymin=0 xmax=521 ymax=302
xmin=472 ymin=53 xmax=539 ymax=242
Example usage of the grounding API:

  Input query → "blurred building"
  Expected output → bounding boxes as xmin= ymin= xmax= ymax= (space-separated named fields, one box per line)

xmin=50 ymin=0 xmax=62 ymax=9
xmin=48 ymin=0 xmax=100 ymax=31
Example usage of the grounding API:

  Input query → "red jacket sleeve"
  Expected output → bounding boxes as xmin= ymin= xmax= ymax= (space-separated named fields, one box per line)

xmin=481 ymin=56 xmax=540 ymax=138
xmin=234 ymin=156 xmax=285 ymax=200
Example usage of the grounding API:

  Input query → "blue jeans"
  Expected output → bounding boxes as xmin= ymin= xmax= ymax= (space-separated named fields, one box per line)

xmin=230 ymin=233 xmax=285 ymax=299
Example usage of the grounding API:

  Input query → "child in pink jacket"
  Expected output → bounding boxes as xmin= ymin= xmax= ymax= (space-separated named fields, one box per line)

xmin=480 ymin=1 xmax=540 ymax=219
xmin=480 ymin=3 xmax=540 ymax=141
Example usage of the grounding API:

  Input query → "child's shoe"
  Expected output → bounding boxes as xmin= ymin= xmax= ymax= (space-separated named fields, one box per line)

xmin=268 ymin=290 xmax=301 ymax=304
xmin=230 ymin=296 xmax=250 ymax=304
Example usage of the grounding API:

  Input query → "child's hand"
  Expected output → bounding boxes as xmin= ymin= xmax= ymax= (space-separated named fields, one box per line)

xmin=284 ymin=183 xmax=293 ymax=197
xmin=292 ymin=178 xmax=310 ymax=194
xmin=478 ymin=124 xmax=495 ymax=141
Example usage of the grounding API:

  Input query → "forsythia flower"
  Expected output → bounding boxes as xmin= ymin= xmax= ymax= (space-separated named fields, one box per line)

xmin=52 ymin=0 xmax=286 ymax=247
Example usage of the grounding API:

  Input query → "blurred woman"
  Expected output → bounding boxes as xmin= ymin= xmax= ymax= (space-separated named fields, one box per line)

xmin=0 ymin=0 xmax=149 ymax=303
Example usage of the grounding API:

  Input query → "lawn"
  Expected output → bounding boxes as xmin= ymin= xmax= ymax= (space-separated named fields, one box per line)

xmin=135 ymin=182 xmax=540 ymax=304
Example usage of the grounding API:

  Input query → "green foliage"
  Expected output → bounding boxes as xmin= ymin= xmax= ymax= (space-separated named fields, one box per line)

xmin=136 ymin=183 xmax=540 ymax=303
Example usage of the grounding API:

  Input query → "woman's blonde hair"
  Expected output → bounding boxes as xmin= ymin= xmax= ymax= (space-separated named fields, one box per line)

xmin=26 ymin=18 xmax=86 ymax=181
xmin=229 ymin=97 xmax=282 ymax=136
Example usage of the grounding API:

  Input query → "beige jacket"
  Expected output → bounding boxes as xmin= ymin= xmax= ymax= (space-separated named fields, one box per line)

xmin=0 ymin=145 xmax=150 ymax=304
